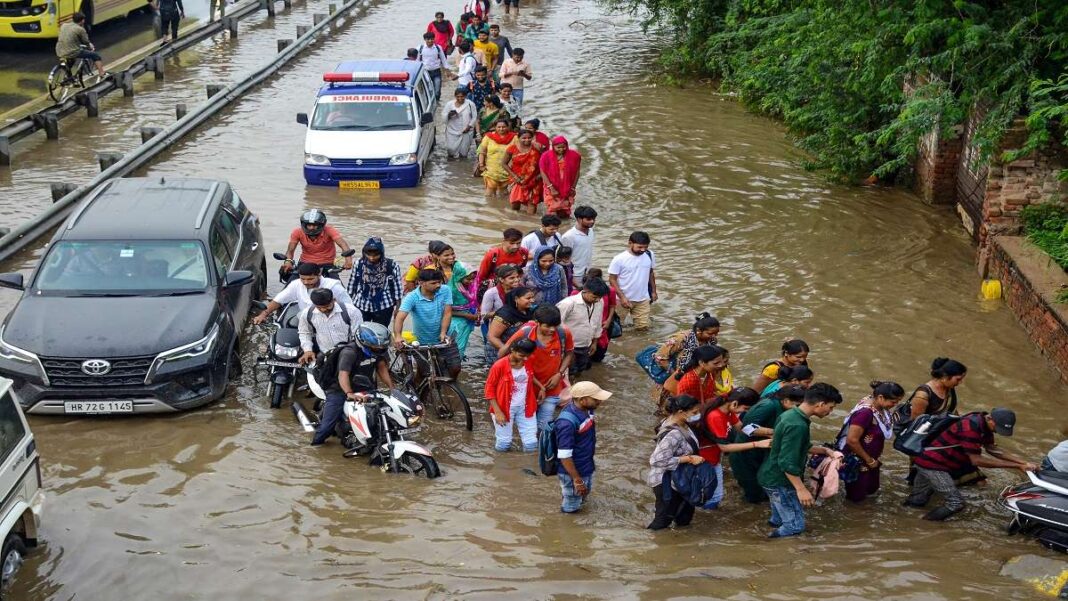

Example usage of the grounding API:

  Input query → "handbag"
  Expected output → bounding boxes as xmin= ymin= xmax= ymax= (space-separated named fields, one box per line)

xmin=607 ymin=314 xmax=623 ymax=339
xmin=635 ymin=344 xmax=672 ymax=385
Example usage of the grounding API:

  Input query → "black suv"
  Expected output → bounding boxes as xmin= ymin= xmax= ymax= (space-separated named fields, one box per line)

xmin=0 ymin=177 xmax=266 ymax=414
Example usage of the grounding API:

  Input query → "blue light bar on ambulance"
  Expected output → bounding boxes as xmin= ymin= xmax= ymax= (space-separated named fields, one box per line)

xmin=323 ymin=72 xmax=409 ymax=83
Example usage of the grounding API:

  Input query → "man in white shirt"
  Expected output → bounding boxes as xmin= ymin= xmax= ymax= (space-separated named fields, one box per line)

xmin=520 ymin=214 xmax=563 ymax=257
xmin=456 ymin=41 xmax=478 ymax=87
xmin=297 ymin=288 xmax=363 ymax=365
xmin=441 ymin=87 xmax=478 ymax=159
xmin=607 ymin=231 xmax=657 ymax=331
xmin=252 ymin=263 xmax=352 ymax=324
xmin=419 ymin=32 xmax=455 ymax=100
xmin=498 ymin=48 xmax=531 ymax=106
xmin=560 ymin=205 xmax=597 ymax=288
xmin=556 ymin=277 xmax=607 ymax=375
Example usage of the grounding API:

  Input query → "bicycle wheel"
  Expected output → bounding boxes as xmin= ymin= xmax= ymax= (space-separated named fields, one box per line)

xmin=432 ymin=381 xmax=473 ymax=431
xmin=47 ymin=64 xmax=73 ymax=102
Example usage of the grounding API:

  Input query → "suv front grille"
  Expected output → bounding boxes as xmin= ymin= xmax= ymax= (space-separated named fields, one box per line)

xmin=40 ymin=355 xmax=155 ymax=387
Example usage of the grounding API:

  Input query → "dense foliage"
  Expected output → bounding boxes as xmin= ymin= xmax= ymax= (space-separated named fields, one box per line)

xmin=606 ymin=0 xmax=1068 ymax=182
xmin=1021 ymin=204 xmax=1068 ymax=301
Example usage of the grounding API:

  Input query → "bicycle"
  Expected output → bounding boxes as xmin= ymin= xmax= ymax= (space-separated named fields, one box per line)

xmin=47 ymin=49 xmax=101 ymax=103
xmin=390 ymin=342 xmax=473 ymax=431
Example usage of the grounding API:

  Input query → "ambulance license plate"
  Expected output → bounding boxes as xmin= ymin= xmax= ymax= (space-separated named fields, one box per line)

xmin=339 ymin=181 xmax=379 ymax=190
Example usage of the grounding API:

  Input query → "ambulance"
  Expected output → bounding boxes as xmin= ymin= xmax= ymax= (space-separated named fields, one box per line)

xmin=297 ymin=60 xmax=438 ymax=188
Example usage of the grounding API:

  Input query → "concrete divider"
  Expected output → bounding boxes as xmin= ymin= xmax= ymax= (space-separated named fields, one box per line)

xmin=0 ymin=0 xmax=299 ymax=167
xmin=0 ymin=0 xmax=373 ymax=263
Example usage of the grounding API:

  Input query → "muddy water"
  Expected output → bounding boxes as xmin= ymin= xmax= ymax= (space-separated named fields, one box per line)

xmin=1 ymin=0 xmax=1066 ymax=598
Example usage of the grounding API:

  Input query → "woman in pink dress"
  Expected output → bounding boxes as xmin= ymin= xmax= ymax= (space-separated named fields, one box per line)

xmin=538 ymin=135 xmax=581 ymax=219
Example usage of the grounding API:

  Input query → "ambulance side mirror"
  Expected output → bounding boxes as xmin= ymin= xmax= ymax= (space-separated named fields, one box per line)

xmin=296 ymin=113 xmax=308 ymax=126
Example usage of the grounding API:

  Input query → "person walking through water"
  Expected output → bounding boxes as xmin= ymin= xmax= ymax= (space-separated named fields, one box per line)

xmin=426 ymin=11 xmax=455 ymax=54
xmin=442 ymin=88 xmax=477 ymax=159
xmin=347 ymin=237 xmax=403 ymax=328
xmin=477 ymin=119 xmax=515 ymax=199
xmin=539 ymin=136 xmax=582 ymax=219
xmin=502 ymin=128 xmax=541 ymax=213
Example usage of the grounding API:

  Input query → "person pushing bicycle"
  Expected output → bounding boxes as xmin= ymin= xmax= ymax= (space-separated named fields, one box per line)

xmin=55 ymin=13 xmax=107 ymax=80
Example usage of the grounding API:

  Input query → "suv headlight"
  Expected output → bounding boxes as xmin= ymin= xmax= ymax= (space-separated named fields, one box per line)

xmin=146 ymin=324 xmax=220 ymax=384
xmin=273 ymin=344 xmax=299 ymax=359
xmin=389 ymin=153 xmax=418 ymax=165
xmin=0 ymin=325 xmax=47 ymax=385
xmin=304 ymin=153 xmax=331 ymax=166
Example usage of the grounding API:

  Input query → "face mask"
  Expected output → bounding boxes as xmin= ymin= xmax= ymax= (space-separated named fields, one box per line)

xmin=686 ymin=413 xmax=701 ymax=423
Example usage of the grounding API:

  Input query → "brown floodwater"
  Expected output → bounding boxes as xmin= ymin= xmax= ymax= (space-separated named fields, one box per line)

xmin=1 ymin=0 xmax=1066 ymax=598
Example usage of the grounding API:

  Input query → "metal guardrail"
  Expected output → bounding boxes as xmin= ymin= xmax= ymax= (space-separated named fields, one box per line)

xmin=0 ymin=0 xmax=370 ymax=263
xmin=0 ymin=0 xmax=303 ymax=166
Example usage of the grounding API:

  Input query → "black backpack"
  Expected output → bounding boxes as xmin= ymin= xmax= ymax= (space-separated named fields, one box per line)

xmin=892 ymin=413 xmax=962 ymax=457
xmin=893 ymin=385 xmax=957 ymax=436
xmin=313 ymin=342 xmax=353 ymax=391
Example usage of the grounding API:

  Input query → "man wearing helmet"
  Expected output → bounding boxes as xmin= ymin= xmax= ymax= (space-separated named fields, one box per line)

xmin=282 ymin=209 xmax=354 ymax=276
xmin=313 ymin=322 xmax=393 ymax=446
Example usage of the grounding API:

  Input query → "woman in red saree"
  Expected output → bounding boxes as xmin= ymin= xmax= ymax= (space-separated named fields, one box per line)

xmin=502 ymin=129 xmax=541 ymax=214
xmin=538 ymin=136 xmax=581 ymax=219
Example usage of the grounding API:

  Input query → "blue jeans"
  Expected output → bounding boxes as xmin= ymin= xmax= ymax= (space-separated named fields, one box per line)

xmin=763 ymin=486 xmax=805 ymax=537
xmin=702 ymin=464 xmax=724 ymax=510
xmin=537 ymin=396 xmax=560 ymax=431
xmin=312 ymin=389 xmax=346 ymax=445
xmin=558 ymin=470 xmax=593 ymax=513
xmin=512 ymin=88 xmax=524 ymax=106
xmin=428 ymin=68 xmax=442 ymax=100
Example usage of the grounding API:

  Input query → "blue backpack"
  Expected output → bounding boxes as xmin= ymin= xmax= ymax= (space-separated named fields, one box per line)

xmin=636 ymin=344 xmax=673 ymax=385
xmin=662 ymin=463 xmax=720 ymax=508
xmin=656 ymin=427 xmax=718 ymax=507
xmin=538 ymin=411 xmax=581 ymax=476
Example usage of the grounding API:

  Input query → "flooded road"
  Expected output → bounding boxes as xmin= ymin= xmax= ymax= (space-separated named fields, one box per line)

xmin=2 ymin=0 xmax=1067 ymax=598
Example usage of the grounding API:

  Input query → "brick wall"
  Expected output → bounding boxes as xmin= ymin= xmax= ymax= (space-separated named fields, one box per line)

xmin=980 ymin=129 xmax=1068 ymax=248
xmin=988 ymin=237 xmax=1068 ymax=384
xmin=913 ymin=123 xmax=963 ymax=205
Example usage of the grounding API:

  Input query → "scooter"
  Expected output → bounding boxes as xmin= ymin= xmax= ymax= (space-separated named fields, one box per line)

xmin=252 ymin=300 xmax=303 ymax=408
xmin=1001 ymin=470 xmax=1068 ymax=552
xmin=273 ymin=249 xmax=356 ymax=285
xmin=295 ymin=371 xmax=442 ymax=479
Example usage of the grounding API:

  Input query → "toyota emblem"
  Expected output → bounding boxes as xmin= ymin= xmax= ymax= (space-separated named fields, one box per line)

xmin=81 ymin=359 xmax=112 ymax=376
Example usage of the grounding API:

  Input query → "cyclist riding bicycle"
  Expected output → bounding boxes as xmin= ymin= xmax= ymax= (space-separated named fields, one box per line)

xmin=282 ymin=209 xmax=354 ymax=277
xmin=55 ymin=13 xmax=107 ymax=79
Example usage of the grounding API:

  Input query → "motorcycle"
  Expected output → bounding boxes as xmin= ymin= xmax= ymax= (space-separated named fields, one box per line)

xmin=273 ymin=248 xmax=356 ymax=285
xmin=295 ymin=371 xmax=442 ymax=479
xmin=252 ymin=300 xmax=303 ymax=409
xmin=1001 ymin=470 xmax=1068 ymax=552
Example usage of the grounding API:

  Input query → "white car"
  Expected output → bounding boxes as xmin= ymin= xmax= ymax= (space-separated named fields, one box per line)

xmin=0 ymin=377 xmax=42 ymax=590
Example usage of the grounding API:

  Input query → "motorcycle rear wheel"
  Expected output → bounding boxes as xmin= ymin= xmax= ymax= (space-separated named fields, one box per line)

xmin=390 ymin=452 xmax=441 ymax=479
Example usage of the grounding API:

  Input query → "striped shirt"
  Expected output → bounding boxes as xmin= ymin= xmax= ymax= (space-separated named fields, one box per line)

xmin=297 ymin=302 xmax=363 ymax=352
xmin=913 ymin=412 xmax=993 ymax=472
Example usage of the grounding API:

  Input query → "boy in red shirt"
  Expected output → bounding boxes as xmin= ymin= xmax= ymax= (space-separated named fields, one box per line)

xmin=500 ymin=305 xmax=574 ymax=430
xmin=477 ymin=227 xmax=529 ymax=290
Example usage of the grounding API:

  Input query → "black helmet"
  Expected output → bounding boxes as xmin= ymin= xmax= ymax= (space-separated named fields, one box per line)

xmin=300 ymin=209 xmax=327 ymax=238
xmin=356 ymin=322 xmax=392 ymax=353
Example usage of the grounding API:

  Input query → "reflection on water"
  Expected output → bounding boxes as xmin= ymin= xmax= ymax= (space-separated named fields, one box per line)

xmin=3 ymin=0 xmax=1067 ymax=598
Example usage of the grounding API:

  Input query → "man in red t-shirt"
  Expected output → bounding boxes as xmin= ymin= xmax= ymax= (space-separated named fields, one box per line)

xmin=477 ymin=227 xmax=529 ymax=286
xmin=283 ymin=209 xmax=353 ymax=276
xmin=905 ymin=408 xmax=1037 ymax=521
xmin=501 ymin=304 xmax=574 ymax=430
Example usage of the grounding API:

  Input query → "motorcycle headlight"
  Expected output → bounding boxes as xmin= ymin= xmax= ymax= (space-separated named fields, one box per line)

xmin=274 ymin=344 xmax=299 ymax=359
xmin=407 ymin=413 xmax=421 ymax=427
xmin=146 ymin=324 xmax=220 ymax=383
xmin=389 ymin=153 xmax=418 ymax=165
xmin=304 ymin=153 xmax=331 ymax=166
xmin=0 ymin=325 xmax=47 ymax=385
